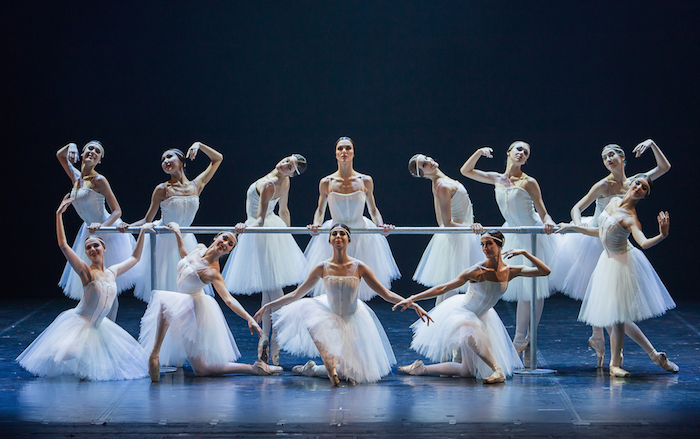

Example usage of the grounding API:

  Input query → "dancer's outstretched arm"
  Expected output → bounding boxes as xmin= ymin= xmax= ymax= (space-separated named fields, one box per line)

xmin=211 ymin=274 xmax=263 ymax=337
xmin=503 ymin=249 xmax=551 ymax=278
xmin=556 ymin=223 xmax=600 ymax=237
xmin=460 ymin=147 xmax=501 ymax=185
xmin=628 ymin=211 xmax=669 ymax=250
xmin=392 ymin=265 xmax=485 ymax=312
xmin=56 ymin=194 xmax=91 ymax=285
xmin=253 ymin=264 xmax=324 ymax=321
xmin=634 ymin=139 xmax=671 ymax=181
xmin=358 ymin=262 xmax=431 ymax=323
xmin=109 ymin=223 xmax=153 ymax=277
xmin=188 ymin=141 xmax=223 ymax=193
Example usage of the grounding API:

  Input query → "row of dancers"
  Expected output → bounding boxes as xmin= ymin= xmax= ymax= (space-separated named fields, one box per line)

xmin=16 ymin=136 xmax=678 ymax=384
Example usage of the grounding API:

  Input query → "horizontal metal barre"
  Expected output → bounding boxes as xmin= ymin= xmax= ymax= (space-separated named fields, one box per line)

xmin=92 ymin=226 xmax=558 ymax=235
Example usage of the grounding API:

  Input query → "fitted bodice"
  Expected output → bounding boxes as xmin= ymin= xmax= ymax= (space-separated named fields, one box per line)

xmin=70 ymin=187 xmax=109 ymax=224
xmin=74 ymin=271 xmax=117 ymax=327
xmin=461 ymin=280 xmax=509 ymax=317
xmin=245 ymin=181 xmax=280 ymax=220
xmin=494 ymin=186 xmax=540 ymax=226
xmin=160 ymin=195 xmax=200 ymax=226
xmin=327 ymin=191 xmax=367 ymax=228
xmin=176 ymin=257 xmax=208 ymax=296
xmin=448 ymin=182 xmax=474 ymax=225
xmin=322 ymin=262 xmax=361 ymax=317
xmin=591 ymin=195 xmax=622 ymax=227
xmin=598 ymin=211 xmax=632 ymax=256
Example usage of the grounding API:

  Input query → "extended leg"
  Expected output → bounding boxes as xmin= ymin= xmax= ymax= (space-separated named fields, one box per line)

xmin=306 ymin=327 xmax=340 ymax=385
xmin=588 ymin=326 xmax=606 ymax=368
xmin=609 ymin=323 xmax=629 ymax=377
xmin=188 ymin=357 xmax=282 ymax=376
xmin=624 ymin=322 xmax=678 ymax=373
xmin=149 ymin=304 xmax=171 ymax=383
xmin=266 ymin=289 xmax=284 ymax=365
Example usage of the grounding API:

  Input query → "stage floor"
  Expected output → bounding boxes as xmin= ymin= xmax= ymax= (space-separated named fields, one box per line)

xmin=1 ymin=294 xmax=699 ymax=438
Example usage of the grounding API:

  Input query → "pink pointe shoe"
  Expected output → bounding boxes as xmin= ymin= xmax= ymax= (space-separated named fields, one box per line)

xmin=588 ymin=336 xmax=606 ymax=368
xmin=483 ymin=366 xmax=506 ymax=384
xmin=609 ymin=364 xmax=631 ymax=378
xmin=649 ymin=350 xmax=679 ymax=373
xmin=398 ymin=360 xmax=427 ymax=376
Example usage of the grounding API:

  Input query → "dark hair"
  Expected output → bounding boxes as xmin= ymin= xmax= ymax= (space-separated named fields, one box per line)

xmin=507 ymin=140 xmax=530 ymax=154
xmin=335 ymin=136 xmax=355 ymax=150
xmin=329 ymin=223 xmax=351 ymax=243
xmin=293 ymin=154 xmax=307 ymax=175
xmin=162 ymin=149 xmax=186 ymax=168
xmin=83 ymin=140 xmax=104 ymax=158
xmin=481 ymin=230 xmax=505 ymax=248
xmin=601 ymin=144 xmax=627 ymax=166
xmin=630 ymin=173 xmax=653 ymax=196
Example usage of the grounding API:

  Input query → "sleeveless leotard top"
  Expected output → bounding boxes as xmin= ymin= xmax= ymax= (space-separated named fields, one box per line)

xmin=598 ymin=211 xmax=632 ymax=256
xmin=449 ymin=182 xmax=474 ymax=225
xmin=327 ymin=191 xmax=367 ymax=228
xmin=245 ymin=181 xmax=281 ymax=220
xmin=74 ymin=270 xmax=118 ymax=328
xmin=70 ymin=187 xmax=110 ymax=224
xmin=494 ymin=186 xmax=539 ymax=226
xmin=461 ymin=280 xmax=509 ymax=317
xmin=322 ymin=261 xmax=361 ymax=317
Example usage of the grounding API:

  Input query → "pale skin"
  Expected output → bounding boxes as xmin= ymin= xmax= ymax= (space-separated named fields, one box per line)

xmin=147 ymin=222 xmax=281 ymax=381
xmin=56 ymin=142 xmax=122 ymax=233
xmin=254 ymin=226 xmax=431 ymax=386
xmin=393 ymin=234 xmax=550 ymax=383
xmin=307 ymin=139 xmax=393 ymax=234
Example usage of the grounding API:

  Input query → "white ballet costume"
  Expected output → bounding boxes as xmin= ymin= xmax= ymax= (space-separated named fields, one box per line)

xmin=139 ymin=247 xmax=240 ymax=367
xmin=494 ymin=186 xmax=556 ymax=301
xmin=578 ymin=210 xmax=676 ymax=327
xmin=304 ymin=191 xmax=400 ymax=301
xmin=413 ymin=182 xmax=482 ymax=301
xmin=17 ymin=270 xmax=148 ymax=381
xmin=549 ymin=195 xmax=621 ymax=300
xmin=272 ymin=261 xmax=396 ymax=384
xmin=222 ymin=181 xmax=307 ymax=294
xmin=59 ymin=186 xmax=139 ymax=301
xmin=133 ymin=193 xmax=202 ymax=302
xmin=410 ymin=280 xmax=523 ymax=379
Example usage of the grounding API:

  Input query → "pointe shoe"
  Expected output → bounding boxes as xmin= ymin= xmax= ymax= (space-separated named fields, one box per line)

xmin=588 ymin=337 xmax=606 ymax=368
xmin=257 ymin=334 xmax=269 ymax=363
xmin=609 ymin=365 xmax=631 ymax=378
xmin=148 ymin=356 xmax=160 ymax=383
xmin=512 ymin=338 xmax=529 ymax=355
xmin=253 ymin=360 xmax=282 ymax=376
xmin=398 ymin=360 xmax=427 ymax=376
xmin=482 ymin=366 xmax=506 ymax=384
xmin=649 ymin=350 xmax=679 ymax=373
xmin=292 ymin=360 xmax=317 ymax=377
xmin=328 ymin=368 xmax=340 ymax=386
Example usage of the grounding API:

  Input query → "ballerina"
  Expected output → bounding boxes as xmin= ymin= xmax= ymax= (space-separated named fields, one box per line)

xmin=550 ymin=140 xmax=671 ymax=367
xmin=140 ymin=223 xmax=282 ymax=382
xmin=254 ymin=224 xmax=431 ymax=386
xmin=394 ymin=231 xmax=550 ymax=383
xmin=460 ymin=142 xmax=557 ymax=363
xmin=305 ymin=137 xmax=400 ymax=301
xmin=558 ymin=175 xmax=678 ymax=377
xmin=118 ymin=142 xmax=222 ymax=301
xmin=222 ymin=154 xmax=309 ymax=365
xmin=56 ymin=141 xmax=139 ymax=318
xmin=16 ymin=195 xmax=150 ymax=381
xmin=408 ymin=154 xmax=484 ymax=306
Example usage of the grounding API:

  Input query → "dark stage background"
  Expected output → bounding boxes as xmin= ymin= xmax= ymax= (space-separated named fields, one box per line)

xmin=2 ymin=1 xmax=698 ymax=300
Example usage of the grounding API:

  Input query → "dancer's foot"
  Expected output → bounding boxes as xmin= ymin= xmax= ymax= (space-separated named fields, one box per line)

xmin=609 ymin=365 xmax=631 ymax=378
xmin=148 ymin=355 xmax=160 ymax=383
xmin=327 ymin=367 xmax=340 ymax=386
xmin=588 ymin=336 xmax=606 ymax=368
xmin=512 ymin=338 xmax=529 ymax=355
xmin=482 ymin=366 xmax=506 ymax=384
xmin=253 ymin=360 xmax=282 ymax=376
xmin=257 ymin=334 xmax=269 ymax=363
xmin=292 ymin=360 xmax=317 ymax=377
xmin=649 ymin=350 xmax=679 ymax=373
xmin=398 ymin=360 xmax=427 ymax=376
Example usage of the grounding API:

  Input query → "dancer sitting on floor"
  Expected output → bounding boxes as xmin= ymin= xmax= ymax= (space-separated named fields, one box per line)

xmin=140 ymin=222 xmax=282 ymax=382
xmin=254 ymin=224 xmax=432 ymax=386
xmin=393 ymin=230 xmax=550 ymax=384
xmin=16 ymin=195 xmax=150 ymax=381
xmin=558 ymin=174 xmax=678 ymax=377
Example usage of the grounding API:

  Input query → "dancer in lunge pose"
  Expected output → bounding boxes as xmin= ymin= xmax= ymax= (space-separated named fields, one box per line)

xmin=255 ymin=224 xmax=431 ymax=386
xmin=558 ymin=174 xmax=678 ymax=377
xmin=394 ymin=231 xmax=549 ymax=384
xmin=140 ymin=223 xmax=281 ymax=382
xmin=408 ymin=154 xmax=484 ymax=306
xmin=118 ymin=142 xmax=222 ymax=301
xmin=16 ymin=195 xmax=150 ymax=381
xmin=460 ymin=142 xmax=557 ymax=364
xmin=305 ymin=137 xmax=400 ymax=301
xmin=550 ymin=140 xmax=671 ymax=367
xmin=222 ymin=154 xmax=309 ymax=365
xmin=56 ymin=141 xmax=138 ymax=317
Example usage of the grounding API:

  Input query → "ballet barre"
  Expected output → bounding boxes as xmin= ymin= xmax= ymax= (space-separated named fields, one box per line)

xmin=98 ymin=225 xmax=557 ymax=375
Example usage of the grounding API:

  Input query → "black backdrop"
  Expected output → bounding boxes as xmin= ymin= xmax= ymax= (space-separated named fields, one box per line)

xmin=3 ymin=1 xmax=698 ymax=300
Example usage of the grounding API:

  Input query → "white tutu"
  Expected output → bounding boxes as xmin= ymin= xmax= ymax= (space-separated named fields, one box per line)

xmin=273 ymin=295 xmax=396 ymax=383
xmin=549 ymin=227 xmax=602 ymax=300
xmin=578 ymin=246 xmax=676 ymax=327
xmin=305 ymin=218 xmax=400 ymax=301
xmin=16 ymin=309 xmax=148 ymax=381
xmin=223 ymin=215 xmax=307 ymax=294
xmin=413 ymin=232 xmax=483 ymax=294
xmin=59 ymin=222 xmax=140 ymax=300
xmin=410 ymin=294 xmax=522 ymax=379
xmin=139 ymin=290 xmax=240 ymax=367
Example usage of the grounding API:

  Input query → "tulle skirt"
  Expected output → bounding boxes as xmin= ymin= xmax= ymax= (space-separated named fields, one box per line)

xmin=16 ymin=309 xmax=148 ymax=381
xmin=222 ymin=215 xmax=307 ymax=294
xmin=500 ymin=220 xmax=557 ymax=302
xmin=410 ymin=294 xmax=522 ymax=378
xmin=578 ymin=246 xmax=676 ymax=327
xmin=304 ymin=218 xmax=400 ymax=301
xmin=272 ymin=296 xmax=396 ymax=383
xmin=413 ymin=229 xmax=483 ymax=294
xmin=549 ymin=217 xmax=602 ymax=300
xmin=139 ymin=290 xmax=240 ymax=367
xmin=59 ymin=222 xmax=140 ymax=300
xmin=133 ymin=220 xmax=199 ymax=302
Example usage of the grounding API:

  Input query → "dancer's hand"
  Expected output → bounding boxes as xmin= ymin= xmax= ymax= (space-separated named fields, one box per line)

xmin=470 ymin=222 xmax=484 ymax=234
xmin=141 ymin=222 xmax=156 ymax=234
xmin=633 ymin=139 xmax=656 ymax=158
xmin=253 ymin=305 xmax=267 ymax=323
xmin=306 ymin=224 xmax=320 ymax=236
xmin=392 ymin=296 xmax=415 ymax=312
xmin=186 ymin=142 xmax=201 ymax=160
xmin=658 ymin=211 xmax=670 ymax=237
xmin=477 ymin=147 xmax=493 ymax=158
xmin=116 ymin=222 xmax=130 ymax=233
xmin=66 ymin=143 xmax=79 ymax=164
xmin=556 ymin=223 xmax=573 ymax=234
xmin=543 ymin=222 xmax=555 ymax=235
xmin=166 ymin=222 xmax=181 ymax=234
xmin=56 ymin=194 xmax=75 ymax=215
xmin=413 ymin=304 xmax=433 ymax=326
xmin=248 ymin=318 xmax=263 ymax=337
xmin=234 ymin=222 xmax=247 ymax=234
xmin=88 ymin=222 xmax=102 ymax=233
xmin=381 ymin=223 xmax=395 ymax=236
xmin=503 ymin=249 xmax=527 ymax=259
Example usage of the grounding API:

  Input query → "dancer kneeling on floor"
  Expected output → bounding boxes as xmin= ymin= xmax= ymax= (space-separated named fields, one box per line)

xmin=393 ymin=230 xmax=550 ymax=384
xmin=254 ymin=223 xmax=432 ymax=386
xmin=140 ymin=222 xmax=282 ymax=382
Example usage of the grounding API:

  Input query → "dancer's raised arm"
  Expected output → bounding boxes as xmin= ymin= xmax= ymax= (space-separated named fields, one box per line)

xmin=633 ymin=139 xmax=671 ymax=181
xmin=110 ymin=224 xmax=153 ymax=277
xmin=56 ymin=194 xmax=90 ymax=284
xmin=503 ymin=249 xmax=551 ymax=277
xmin=460 ymin=147 xmax=501 ymax=184
xmin=187 ymin=141 xmax=223 ymax=192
